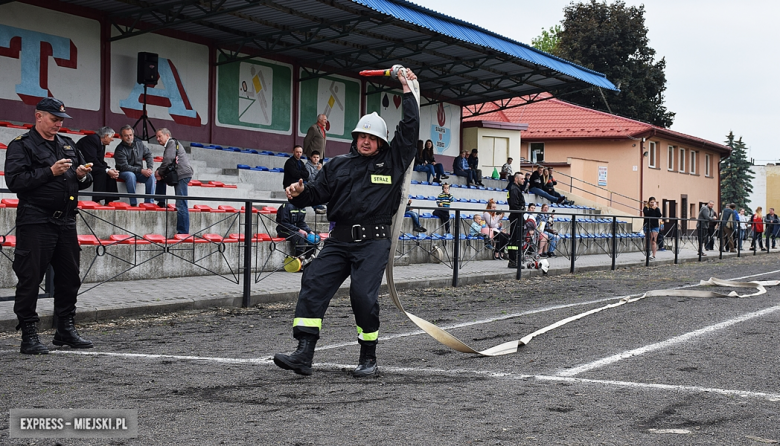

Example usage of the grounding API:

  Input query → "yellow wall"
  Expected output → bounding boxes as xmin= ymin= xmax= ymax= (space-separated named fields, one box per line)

xmin=523 ymin=138 xmax=721 ymax=218
xmin=767 ymin=165 xmax=780 ymax=212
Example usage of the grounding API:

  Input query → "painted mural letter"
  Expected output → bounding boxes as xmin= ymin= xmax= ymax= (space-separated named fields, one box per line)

xmin=0 ymin=24 xmax=78 ymax=105
xmin=119 ymin=58 xmax=201 ymax=126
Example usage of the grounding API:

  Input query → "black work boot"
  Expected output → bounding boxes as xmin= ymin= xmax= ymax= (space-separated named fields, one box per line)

xmin=352 ymin=343 xmax=377 ymax=377
xmin=53 ymin=316 xmax=93 ymax=349
xmin=274 ymin=336 xmax=317 ymax=375
xmin=19 ymin=322 xmax=48 ymax=355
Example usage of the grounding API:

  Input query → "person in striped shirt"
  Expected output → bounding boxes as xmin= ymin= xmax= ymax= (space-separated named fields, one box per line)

xmin=433 ymin=183 xmax=453 ymax=233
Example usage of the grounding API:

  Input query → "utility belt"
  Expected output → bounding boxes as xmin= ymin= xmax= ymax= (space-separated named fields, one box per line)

xmin=22 ymin=203 xmax=74 ymax=220
xmin=329 ymin=223 xmax=391 ymax=243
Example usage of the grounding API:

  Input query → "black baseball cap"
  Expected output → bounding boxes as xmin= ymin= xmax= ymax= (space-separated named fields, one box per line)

xmin=36 ymin=98 xmax=71 ymax=119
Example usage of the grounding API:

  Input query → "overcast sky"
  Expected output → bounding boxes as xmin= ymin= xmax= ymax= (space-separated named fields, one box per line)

xmin=414 ymin=0 xmax=780 ymax=163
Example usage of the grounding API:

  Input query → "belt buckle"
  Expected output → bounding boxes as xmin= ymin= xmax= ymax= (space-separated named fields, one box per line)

xmin=52 ymin=210 xmax=63 ymax=219
xmin=351 ymin=224 xmax=364 ymax=243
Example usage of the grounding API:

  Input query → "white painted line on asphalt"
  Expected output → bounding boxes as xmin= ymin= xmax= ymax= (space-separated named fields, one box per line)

xmin=558 ymin=305 xmax=780 ymax=377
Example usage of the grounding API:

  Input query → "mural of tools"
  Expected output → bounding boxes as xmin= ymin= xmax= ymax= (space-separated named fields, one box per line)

xmin=238 ymin=63 xmax=273 ymax=125
xmin=317 ymin=78 xmax=345 ymax=136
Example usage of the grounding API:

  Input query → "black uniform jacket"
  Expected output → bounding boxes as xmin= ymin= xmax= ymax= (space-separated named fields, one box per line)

xmin=5 ymin=128 xmax=93 ymax=224
xmin=76 ymin=133 xmax=110 ymax=172
xmin=290 ymin=93 xmax=419 ymax=226
xmin=508 ymin=181 xmax=526 ymax=212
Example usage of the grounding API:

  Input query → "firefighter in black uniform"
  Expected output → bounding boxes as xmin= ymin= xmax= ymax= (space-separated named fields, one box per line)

xmin=274 ymin=69 xmax=419 ymax=377
xmin=5 ymin=98 xmax=95 ymax=354
xmin=276 ymin=202 xmax=317 ymax=261
xmin=507 ymin=172 xmax=526 ymax=269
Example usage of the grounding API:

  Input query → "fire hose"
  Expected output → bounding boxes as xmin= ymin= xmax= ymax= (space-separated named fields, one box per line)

xmin=364 ymin=67 xmax=780 ymax=357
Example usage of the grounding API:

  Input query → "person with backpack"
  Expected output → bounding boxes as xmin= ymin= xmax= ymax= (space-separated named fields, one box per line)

xmin=720 ymin=203 xmax=737 ymax=253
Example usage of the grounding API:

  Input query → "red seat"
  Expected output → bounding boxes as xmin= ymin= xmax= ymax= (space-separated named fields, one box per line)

xmin=1 ymin=234 xmax=16 ymax=247
xmin=174 ymin=234 xmax=208 ymax=243
xmin=0 ymin=121 xmax=11 ymax=127
xmin=82 ymin=130 xmax=96 ymax=135
xmin=253 ymin=233 xmax=272 ymax=241
xmin=188 ymin=180 xmax=202 ymax=186
xmin=78 ymin=201 xmax=100 ymax=210
xmin=229 ymin=233 xmax=245 ymax=241
xmin=0 ymin=171 xmax=4 ymax=175
xmin=223 ymin=184 xmax=238 ymax=189
xmin=0 ymin=203 xmax=5 ymax=208
xmin=105 ymin=152 xmax=114 ymax=158
xmin=202 ymin=233 xmax=225 ymax=243
xmin=209 ymin=181 xmax=225 ymax=187
xmin=7 ymin=124 xmax=26 ymax=129
xmin=154 ymin=156 xmax=163 ymax=162
xmin=109 ymin=202 xmax=132 ymax=210
xmin=188 ymin=208 xmax=202 ymax=212
xmin=109 ymin=234 xmax=150 ymax=245
xmin=0 ymin=143 xmax=7 ymax=149
xmin=1 ymin=198 xmax=19 ymax=208
xmin=261 ymin=206 xmax=278 ymax=213
xmin=218 ymin=205 xmax=237 ymax=213
xmin=58 ymin=127 xmax=71 ymax=132
xmin=200 ymin=184 xmax=216 ymax=188
xmin=242 ymin=206 xmax=259 ymax=213
xmin=77 ymin=235 xmax=102 ymax=246
xmin=193 ymin=205 xmax=213 ymax=212
xmin=138 ymin=203 xmax=163 ymax=211
xmin=143 ymin=234 xmax=166 ymax=243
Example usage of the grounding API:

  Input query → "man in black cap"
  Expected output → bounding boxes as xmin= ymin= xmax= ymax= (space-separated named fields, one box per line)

xmin=5 ymin=97 xmax=95 ymax=354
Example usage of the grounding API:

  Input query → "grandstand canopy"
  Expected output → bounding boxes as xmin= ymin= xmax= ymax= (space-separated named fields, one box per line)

xmin=58 ymin=0 xmax=618 ymax=107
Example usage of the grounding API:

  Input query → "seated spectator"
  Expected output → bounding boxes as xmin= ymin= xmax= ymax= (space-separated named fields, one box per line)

xmin=470 ymin=214 xmax=493 ymax=250
xmin=413 ymin=140 xmax=437 ymax=183
xmin=304 ymin=150 xmax=326 ymax=214
xmin=283 ymin=144 xmax=309 ymax=188
xmin=500 ymin=157 xmax=513 ymax=180
xmin=536 ymin=203 xmax=559 ymax=257
xmin=404 ymin=199 xmax=427 ymax=233
xmin=114 ymin=125 xmax=155 ymax=206
xmin=523 ymin=203 xmax=548 ymax=255
xmin=452 ymin=150 xmax=477 ymax=187
xmin=423 ymin=139 xmax=447 ymax=183
xmin=433 ymin=183 xmax=453 ymax=233
xmin=483 ymin=199 xmax=510 ymax=259
xmin=521 ymin=171 xmax=531 ymax=193
xmin=468 ymin=148 xmax=484 ymax=186
xmin=76 ymin=125 xmax=118 ymax=205
xmin=529 ymin=165 xmax=565 ymax=204
xmin=543 ymin=167 xmax=572 ymax=205
xmin=276 ymin=202 xmax=317 ymax=261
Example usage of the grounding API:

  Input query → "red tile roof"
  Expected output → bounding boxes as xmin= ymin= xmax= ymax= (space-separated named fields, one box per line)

xmin=464 ymin=97 xmax=731 ymax=154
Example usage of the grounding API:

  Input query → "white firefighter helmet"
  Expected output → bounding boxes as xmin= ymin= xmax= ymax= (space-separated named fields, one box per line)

xmin=540 ymin=258 xmax=550 ymax=274
xmin=352 ymin=112 xmax=388 ymax=145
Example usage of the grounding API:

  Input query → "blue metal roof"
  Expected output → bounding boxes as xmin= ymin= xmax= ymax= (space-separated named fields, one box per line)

xmin=352 ymin=0 xmax=618 ymax=91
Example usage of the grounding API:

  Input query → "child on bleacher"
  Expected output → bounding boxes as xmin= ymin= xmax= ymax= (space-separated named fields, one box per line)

xmin=433 ymin=183 xmax=453 ymax=233
xmin=470 ymin=214 xmax=493 ymax=250
xmin=304 ymin=150 xmax=326 ymax=214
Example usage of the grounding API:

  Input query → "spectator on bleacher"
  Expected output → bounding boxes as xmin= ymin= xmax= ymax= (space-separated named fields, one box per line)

xmin=422 ymin=139 xmax=447 ymax=183
xmin=529 ymin=165 xmax=564 ymax=204
xmin=5 ymin=97 xmax=94 ymax=354
xmin=643 ymin=196 xmax=662 ymax=259
xmin=413 ymin=139 xmax=437 ymax=183
xmin=76 ymin=126 xmax=118 ymax=205
xmin=696 ymin=201 xmax=717 ymax=255
xmin=115 ymin=125 xmax=155 ymax=207
xmin=470 ymin=214 xmax=493 ymax=250
xmin=303 ymin=114 xmax=327 ymax=159
xmin=276 ymin=202 xmax=317 ymax=261
xmin=738 ymin=208 xmax=749 ymax=250
xmin=483 ymin=199 xmax=509 ymax=259
xmin=468 ymin=148 xmax=484 ymax=186
xmin=452 ymin=150 xmax=477 ymax=187
xmin=275 ymin=68 xmax=418 ymax=378
xmin=507 ymin=172 xmax=526 ymax=268
xmin=500 ymin=157 xmax=513 ymax=180
xmin=537 ymin=203 xmax=559 ymax=257
xmin=304 ymin=150 xmax=326 ymax=214
xmin=433 ymin=182 xmax=454 ymax=233
xmin=520 ymin=171 xmax=531 ymax=193
xmin=543 ymin=167 xmax=572 ymax=205
xmin=153 ymin=128 xmax=193 ymax=234
xmin=524 ymin=203 xmax=548 ymax=255
xmin=405 ymin=199 xmax=427 ymax=233
xmin=750 ymin=207 xmax=765 ymax=251
xmin=282 ymin=144 xmax=309 ymax=188
xmin=764 ymin=208 xmax=779 ymax=249
xmin=720 ymin=203 xmax=737 ymax=253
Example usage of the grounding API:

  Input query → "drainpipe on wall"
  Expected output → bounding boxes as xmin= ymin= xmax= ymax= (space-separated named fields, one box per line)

xmin=639 ymin=137 xmax=644 ymax=215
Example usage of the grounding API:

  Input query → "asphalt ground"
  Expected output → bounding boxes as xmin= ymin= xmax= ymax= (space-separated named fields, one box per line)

xmin=1 ymin=254 xmax=779 ymax=445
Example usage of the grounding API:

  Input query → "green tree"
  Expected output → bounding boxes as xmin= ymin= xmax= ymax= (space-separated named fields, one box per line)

xmin=720 ymin=131 xmax=753 ymax=214
xmin=531 ymin=25 xmax=562 ymax=55
xmin=555 ymin=0 xmax=675 ymax=128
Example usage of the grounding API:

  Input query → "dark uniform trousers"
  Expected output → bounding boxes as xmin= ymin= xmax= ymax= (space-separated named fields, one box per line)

xmin=293 ymin=238 xmax=390 ymax=346
xmin=13 ymin=221 xmax=81 ymax=324
xmin=507 ymin=214 xmax=521 ymax=262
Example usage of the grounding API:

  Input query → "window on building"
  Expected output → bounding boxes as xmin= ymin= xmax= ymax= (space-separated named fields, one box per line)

xmin=529 ymin=142 xmax=545 ymax=163
xmin=679 ymin=147 xmax=686 ymax=172
xmin=705 ymin=154 xmax=711 ymax=177
xmin=690 ymin=150 xmax=697 ymax=174
xmin=667 ymin=146 xmax=674 ymax=171
xmin=648 ymin=141 xmax=657 ymax=168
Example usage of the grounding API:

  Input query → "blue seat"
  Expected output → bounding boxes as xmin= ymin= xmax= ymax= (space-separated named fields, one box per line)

xmin=422 ymin=213 xmax=433 ymax=218
xmin=253 ymin=166 xmax=270 ymax=171
xmin=270 ymin=167 xmax=284 ymax=172
xmin=237 ymin=164 xmax=251 ymax=170
xmin=410 ymin=180 xmax=420 ymax=185
xmin=421 ymin=181 xmax=429 ymax=185
xmin=260 ymin=150 xmax=275 ymax=155
xmin=469 ymin=198 xmax=479 ymax=203
xmin=242 ymin=149 xmax=259 ymax=154
xmin=427 ymin=196 xmax=436 ymax=201
xmin=275 ymin=153 xmax=291 ymax=157
xmin=190 ymin=142 xmax=204 ymax=148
